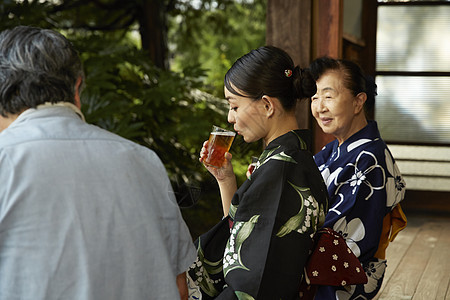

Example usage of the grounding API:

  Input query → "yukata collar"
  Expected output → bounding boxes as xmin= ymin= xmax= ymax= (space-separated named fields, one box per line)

xmin=335 ymin=120 xmax=380 ymax=154
xmin=265 ymin=129 xmax=312 ymax=151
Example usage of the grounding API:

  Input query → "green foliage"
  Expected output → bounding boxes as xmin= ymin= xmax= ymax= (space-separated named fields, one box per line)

xmin=0 ymin=0 xmax=267 ymax=238
xmin=169 ymin=0 xmax=267 ymax=97
xmin=73 ymin=34 xmax=235 ymax=209
xmin=167 ymin=0 xmax=268 ymax=196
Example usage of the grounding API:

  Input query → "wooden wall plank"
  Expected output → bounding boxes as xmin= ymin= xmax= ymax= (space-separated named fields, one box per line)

xmin=360 ymin=0 xmax=377 ymax=77
xmin=266 ymin=0 xmax=313 ymax=130
xmin=313 ymin=0 xmax=343 ymax=59
xmin=266 ymin=0 xmax=312 ymax=67
xmin=311 ymin=0 xmax=343 ymax=153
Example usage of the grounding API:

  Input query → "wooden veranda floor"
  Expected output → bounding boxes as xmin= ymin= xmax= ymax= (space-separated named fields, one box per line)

xmin=373 ymin=212 xmax=450 ymax=300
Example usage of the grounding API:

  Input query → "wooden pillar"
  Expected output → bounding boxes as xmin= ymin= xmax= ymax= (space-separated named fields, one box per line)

xmin=313 ymin=0 xmax=343 ymax=59
xmin=311 ymin=0 xmax=344 ymax=153
xmin=360 ymin=0 xmax=378 ymax=120
xmin=266 ymin=0 xmax=346 ymax=153
xmin=266 ymin=0 xmax=313 ymax=130
xmin=361 ymin=0 xmax=377 ymax=77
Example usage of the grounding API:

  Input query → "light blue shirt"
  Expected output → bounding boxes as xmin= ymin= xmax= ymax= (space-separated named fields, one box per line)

xmin=0 ymin=105 xmax=196 ymax=299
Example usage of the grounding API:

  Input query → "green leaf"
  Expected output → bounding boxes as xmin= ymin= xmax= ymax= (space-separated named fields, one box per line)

xmin=193 ymin=238 xmax=222 ymax=297
xmin=276 ymin=183 xmax=314 ymax=237
xmin=235 ymin=291 xmax=256 ymax=300
xmin=224 ymin=215 xmax=260 ymax=277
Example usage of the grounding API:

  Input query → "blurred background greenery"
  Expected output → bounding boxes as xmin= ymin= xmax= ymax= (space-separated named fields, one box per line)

xmin=0 ymin=0 xmax=267 ymax=239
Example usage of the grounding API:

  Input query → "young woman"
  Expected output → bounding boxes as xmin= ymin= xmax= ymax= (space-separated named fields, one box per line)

xmin=309 ymin=57 xmax=407 ymax=299
xmin=187 ymin=46 xmax=328 ymax=299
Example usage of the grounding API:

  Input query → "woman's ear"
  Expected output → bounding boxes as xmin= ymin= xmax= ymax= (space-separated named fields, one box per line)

xmin=354 ymin=92 xmax=367 ymax=114
xmin=261 ymin=95 xmax=275 ymax=118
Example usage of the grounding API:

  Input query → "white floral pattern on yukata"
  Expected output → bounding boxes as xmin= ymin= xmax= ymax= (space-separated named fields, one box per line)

xmin=334 ymin=150 xmax=386 ymax=201
xmin=188 ymin=130 xmax=329 ymax=299
xmin=333 ymin=217 xmax=365 ymax=258
xmin=384 ymin=149 xmax=406 ymax=207
xmin=313 ymin=121 xmax=406 ymax=300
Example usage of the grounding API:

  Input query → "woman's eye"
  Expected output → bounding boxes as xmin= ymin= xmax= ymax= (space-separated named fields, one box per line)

xmin=230 ymin=106 xmax=238 ymax=111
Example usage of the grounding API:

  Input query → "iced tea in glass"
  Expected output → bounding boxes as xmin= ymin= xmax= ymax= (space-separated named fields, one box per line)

xmin=204 ymin=125 xmax=236 ymax=168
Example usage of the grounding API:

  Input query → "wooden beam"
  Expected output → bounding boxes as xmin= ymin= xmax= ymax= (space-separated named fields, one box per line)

xmin=266 ymin=0 xmax=313 ymax=130
xmin=313 ymin=0 xmax=343 ymax=59
xmin=311 ymin=0 xmax=344 ymax=153
xmin=266 ymin=0 xmax=347 ymax=152
xmin=361 ymin=0 xmax=377 ymax=77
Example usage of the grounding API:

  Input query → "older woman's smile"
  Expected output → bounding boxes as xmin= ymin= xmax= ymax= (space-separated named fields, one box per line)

xmin=311 ymin=70 xmax=367 ymax=145
xmin=320 ymin=117 xmax=333 ymax=125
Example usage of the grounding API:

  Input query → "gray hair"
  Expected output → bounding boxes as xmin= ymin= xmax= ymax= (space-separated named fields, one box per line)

xmin=0 ymin=26 xmax=84 ymax=117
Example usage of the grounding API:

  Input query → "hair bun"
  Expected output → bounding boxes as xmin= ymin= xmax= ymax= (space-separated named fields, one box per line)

xmin=293 ymin=66 xmax=317 ymax=99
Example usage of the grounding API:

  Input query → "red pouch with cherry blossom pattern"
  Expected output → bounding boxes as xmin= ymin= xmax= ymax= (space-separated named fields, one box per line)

xmin=305 ymin=227 xmax=368 ymax=286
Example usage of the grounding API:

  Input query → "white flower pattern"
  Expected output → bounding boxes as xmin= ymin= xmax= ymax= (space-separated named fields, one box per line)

xmin=335 ymin=285 xmax=356 ymax=300
xmin=321 ymin=166 xmax=343 ymax=189
xmin=384 ymin=149 xmax=406 ymax=207
xmin=363 ymin=259 xmax=387 ymax=294
xmin=312 ymin=122 xmax=407 ymax=299
xmin=187 ymin=272 xmax=203 ymax=300
xmin=335 ymin=151 xmax=385 ymax=200
xmin=333 ymin=217 xmax=365 ymax=257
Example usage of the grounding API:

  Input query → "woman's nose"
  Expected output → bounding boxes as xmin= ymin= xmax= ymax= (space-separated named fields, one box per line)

xmin=227 ymin=110 xmax=235 ymax=124
xmin=316 ymin=98 xmax=327 ymax=113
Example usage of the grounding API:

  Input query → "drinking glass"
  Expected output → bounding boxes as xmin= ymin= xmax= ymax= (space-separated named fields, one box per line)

xmin=204 ymin=125 xmax=236 ymax=168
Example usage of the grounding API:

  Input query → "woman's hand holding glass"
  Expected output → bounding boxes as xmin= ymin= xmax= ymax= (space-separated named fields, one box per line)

xmin=200 ymin=140 xmax=237 ymax=216
xmin=199 ymin=140 xmax=235 ymax=182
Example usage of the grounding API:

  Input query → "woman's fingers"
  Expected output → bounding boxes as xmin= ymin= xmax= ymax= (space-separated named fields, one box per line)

xmin=199 ymin=140 xmax=209 ymax=163
xmin=246 ymin=163 xmax=255 ymax=179
xmin=224 ymin=151 xmax=232 ymax=163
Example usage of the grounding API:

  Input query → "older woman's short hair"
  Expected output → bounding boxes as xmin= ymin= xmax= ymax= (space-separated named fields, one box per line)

xmin=0 ymin=26 xmax=84 ymax=117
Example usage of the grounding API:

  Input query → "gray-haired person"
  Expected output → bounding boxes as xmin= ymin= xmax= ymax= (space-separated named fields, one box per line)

xmin=0 ymin=26 xmax=195 ymax=300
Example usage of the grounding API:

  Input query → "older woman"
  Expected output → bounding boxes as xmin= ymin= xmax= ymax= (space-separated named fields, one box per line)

xmin=309 ymin=57 xmax=407 ymax=300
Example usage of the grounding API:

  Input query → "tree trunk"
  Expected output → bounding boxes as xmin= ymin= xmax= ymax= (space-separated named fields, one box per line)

xmin=138 ymin=0 xmax=168 ymax=69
